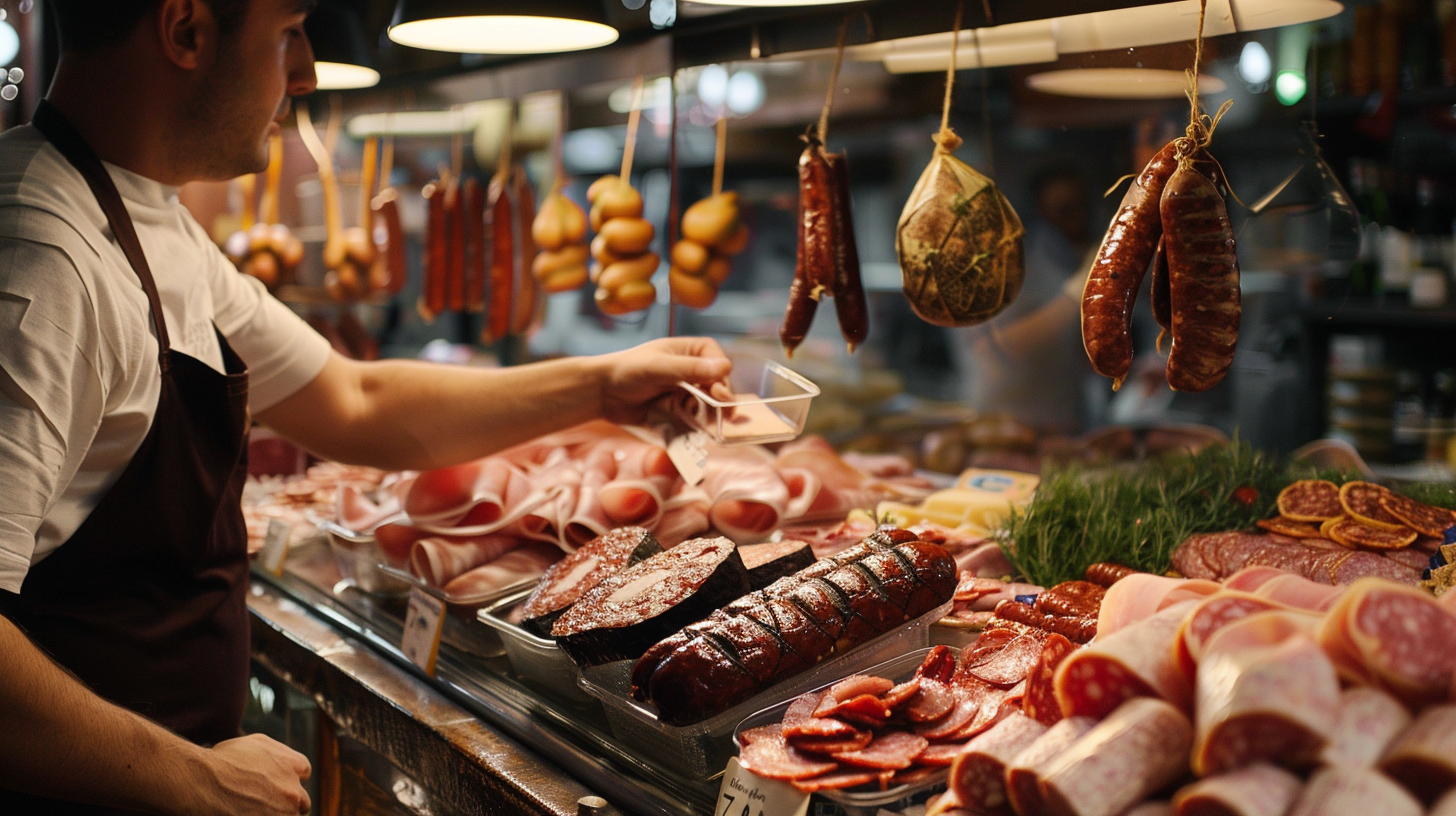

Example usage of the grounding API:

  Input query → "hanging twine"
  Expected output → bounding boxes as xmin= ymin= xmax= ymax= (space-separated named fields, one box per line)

xmin=620 ymin=75 xmax=645 ymax=180
xmin=936 ymin=0 xmax=966 ymax=152
xmin=817 ymin=16 xmax=853 ymax=144
xmin=1175 ymin=0 xmax=1233 ymax=160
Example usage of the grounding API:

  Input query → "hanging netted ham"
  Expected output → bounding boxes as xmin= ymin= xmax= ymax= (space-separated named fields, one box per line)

xmin=897 ymin=129 xmax=1024 ymax=327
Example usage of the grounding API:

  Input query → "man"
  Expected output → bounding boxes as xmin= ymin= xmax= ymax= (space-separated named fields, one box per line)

xmin=951 ymin=163 xmax=1096 ymax=432
xmin=0 ymin=1 xmax=729 ymax=813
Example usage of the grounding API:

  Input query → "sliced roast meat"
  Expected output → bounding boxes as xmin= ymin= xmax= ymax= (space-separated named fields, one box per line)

xmin=739 ymin=539 xmax=816 ymax=590
xmin=518 ymin=526 xmax=660 ymax=636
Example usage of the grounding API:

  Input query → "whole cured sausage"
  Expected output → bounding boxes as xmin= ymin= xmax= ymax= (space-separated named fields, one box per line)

xmin=1085 ymin=561 xmax=1138 ymax=588
xmin=462 ymin=177 xmax=485 ymax=312
xmin=780 ymin=187 xmax=819 ymax=357
xmin=631 ymin=530 xmax=956 ymax=726
xmin=484 ymin=172 xmax=514 ymax=342
xmin=827 ymin=152 xmax=868 ymax=353
xmin=422 ymin=181 xmax=447 ymax=319
xmin=445 ymin=177 xmax=465 ymax=312
xmin=511 ymin=167 xmax=539 ymax=335
xmin=1082 ymin=141 xmax=1179 ymax=390
xmin=798 ymin=130 xmax=836 ymax=297
xmin=1150 ymin=236 xmax=1171 ymax=351
xmin=1161 ymin=157 xmax=1240 ymax=393
xmin=371 ymin=190 xmax=408 ymax=295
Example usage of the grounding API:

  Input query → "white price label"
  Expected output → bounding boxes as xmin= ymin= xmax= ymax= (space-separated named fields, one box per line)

xmin=666 ymin=430 xmax=710 ymax=487
xmin=401 ymin=588 xmax=446 ymax=676
xmin=259 ymin=519 xmax=291 ymax=576
xmin=715 ymin=757 xmax=809 ymax=816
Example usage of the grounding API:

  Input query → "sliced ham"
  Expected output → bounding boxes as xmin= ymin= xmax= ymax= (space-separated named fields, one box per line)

xmin=439 ymin=543 xmax=561 ymax=598
xmin=1249 ymin=573 xmax=1344 ymax=613
xmin=947 ymin=711 xmax=1047 ymax=810
xmin=703 ymin=447 xmax=789 ymax=542
xmin=1004 ymin=716 xmax=1098 ymax=816
xmin=1193 ymin=610 xmax=1337 ymax=776
xmin=954 ymin=541 xmax=1016 ymax=577
xmin=1055 ymin=601 xmax=1198 ymax=720
xmin=1377 ymin=703 xmax=1456 ymax=804
xmin=409 ymin=534 xmax=525 ymax=588
xmin=1097 ymin=573 xmax=1220 ymax=638
xmin=563 ymin=446 xmax=617 ymax=548
xmin=596 ymin=441 xmax=680 ymax=528
xmin=1286 ymin=765 xmax=1422 ymax=816
xmin=1318 ymin=686 xmax=1411 ymax=768
xmin=1174 ymin=592 xmax=1290 ymax=680
xmin=1318 ymin=578 xmax=1456 ymax=707
xmin=1221 ymin=565 xmax=1289 ymax=592
xmin=1172 ymin=763 xmax=1302 ymax=816
xmin=1038 ymin=698 xmax=1195 ymax=816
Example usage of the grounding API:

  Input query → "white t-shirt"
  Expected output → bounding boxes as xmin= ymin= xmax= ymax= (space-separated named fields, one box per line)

xmin=0 ymin=125 xmax=331 ymax=593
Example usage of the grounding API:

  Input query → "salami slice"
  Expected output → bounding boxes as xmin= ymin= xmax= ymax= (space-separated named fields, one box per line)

xmin=1055 ymin=601 xmax=1197 ymax=720
xmin=739 ymin=731 xmax=837 ymax=780
xmin=1378 ymin=703 xmax=1456 ymax=804
xmin=948 ymin=712 xmax=1048 ymax=811
xmin=905 ymin=678 xmax=956 ymax=723
xmin=835 ymin=730 xmax=929 ymax=770
xmin=789 ymin=730 xmax=873 ymax=756
xmin=1276 ymin=480 xmax=1342 ymax=522
xmin=917 ymin=687 xmax=982 ymax=740
xmin=1172 ymin=763 xmax=1302 ymax=816
xmin=738 ymin=725 xmax=782 ymax=747
xmin=1321 ymin=578 xmax=1456 ymax=707
xmin=918 ymin=741 xmax=968 ymax=766
xmin=917 ymin=644 xmax=959 ymax=683
xmin=1381 ymin=492 xmax=1456 ymax=538
xmin=783 ymin=690 xmax=825 ymax=726
xmin=1287 ymin=765 xmax=1422 ymax=816
xmin=1024 ymin=633 xmax=1077 ymax=725
xmin=881 ymin=676 xmax=922 ymax=711
xmin=1319 ymin=686 xmax=1411 ymax=768
xmin=1338 ymin=481 xmax=1409 ymax=530
xmin=1038 ymin=698 xmax=1195 ymax=816
xmin=1326 ymin=517 xmax=1417 ymax=550
xmin=789 ymin=768 xmax=878 ymax=793
xmin=1255 ymin=516 xmax=1323 ymax=538
xmin=819 ymin=675 xmax=896 ymax=709
xmin=784 ymin=716 xmax=859 ymax=740
xmin=945 ymin=684 xmax=1009 ymax=742
xmin=963 ymin=626 xmax=1051 ymax=687
xmin=891 ymin=765 xmax=941 ymax=786
xmin=1193 ymin=611 xmax=1338 ymax=776
xmin=1005 ymin=716 xmax=1097 ymax=816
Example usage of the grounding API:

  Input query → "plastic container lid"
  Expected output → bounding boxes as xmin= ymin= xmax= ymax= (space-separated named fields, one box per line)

xmin=677 ymin=355 xmax=819 ymax=446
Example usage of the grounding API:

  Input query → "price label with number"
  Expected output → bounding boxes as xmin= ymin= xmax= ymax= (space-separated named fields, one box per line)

xmin=401 ymin=587 xmax=446 ymax=676
xmin=258 ymin=519 xmax=291 ymax=576
xmin=715 ymin=757 xmax=809 ymax=816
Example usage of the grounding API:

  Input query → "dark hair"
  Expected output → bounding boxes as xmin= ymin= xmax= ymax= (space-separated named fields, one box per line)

xmin=49 ymin=0 xmax=249 ymax=53
xmin=1028 ymin=160 xmax=1084 ymax=200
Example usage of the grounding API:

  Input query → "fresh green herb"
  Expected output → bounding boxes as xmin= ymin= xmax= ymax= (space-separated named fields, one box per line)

xmin=1392 ymin=481 xmax=1456 ymax=511
xmin=1001 ymin=442 xmax=1317 ymax=587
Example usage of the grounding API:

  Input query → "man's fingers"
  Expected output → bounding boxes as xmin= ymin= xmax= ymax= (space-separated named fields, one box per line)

xmin=287 ymin=749 xmax=311 ymax=781
xmin=296 ymin=787 xmax=312 ymax=815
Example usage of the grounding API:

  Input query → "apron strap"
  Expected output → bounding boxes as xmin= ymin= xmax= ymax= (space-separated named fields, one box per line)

xmin=31 ymin=100 xmax=172 ymax=368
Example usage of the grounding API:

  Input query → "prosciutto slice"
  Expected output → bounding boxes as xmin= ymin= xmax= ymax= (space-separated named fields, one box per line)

xmin=1097 ymin=573 xmax=1220 ymax=638
xmin=409 ymin=534 xmax=524 ymax=588
xmin=439 ymin=542 xmax=561 ymax=598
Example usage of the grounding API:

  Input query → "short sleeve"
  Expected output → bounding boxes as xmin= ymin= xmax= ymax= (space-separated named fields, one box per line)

xmin=199 ymin=225 xmax=331 ymax=412
xmin=0 ymin=238 xmax=106 ymax=592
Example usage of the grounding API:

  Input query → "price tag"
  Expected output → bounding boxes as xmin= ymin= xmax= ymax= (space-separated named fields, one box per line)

xmin=258 ymin=519 xmax=291 ymax=576
xmin=401 ymin=587 xmax=446 ymax=676
xmin=715 ymin=757 xmax=809 ymax=816
xmin=666 ymin=429 xmax=710 ymax=487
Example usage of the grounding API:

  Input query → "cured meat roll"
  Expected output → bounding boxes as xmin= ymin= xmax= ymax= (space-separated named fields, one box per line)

xmin=1378 ymin=703 xmax=1456 ymax=804
xmin=1038 ymin=697 xmax=1195 ymax=816
xmin=1286 ymin=765 xmax=1422 ymax=816
xmin=1172 ymin=763 xmax=1302 ymax=816
xmin=948 ymin=711 xmax=1047 ymax=811
xmin=1318 ymin=686 xmax=1411 ymax=768
xmin=632 ymin=529 xmax=956 ymax=726
xmin=1318 ymin=578 xmax=1456 ymax=707
xmin=551 ymin=536 xmax=751 ymax=667
xmin=1004 ymin=715 xmax=1097 ymax=816
xmin=517 ymin=526 xmax=660 ymax=637
xmin=1055 ymin=601 xmax=1197 ymax=720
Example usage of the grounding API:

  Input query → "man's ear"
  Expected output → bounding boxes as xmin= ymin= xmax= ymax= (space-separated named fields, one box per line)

xmin=155 ymin=0 xmax=217 ymax=70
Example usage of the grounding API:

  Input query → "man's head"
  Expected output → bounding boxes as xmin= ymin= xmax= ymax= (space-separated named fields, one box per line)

xmin=48 ymin=0 xmax=317 ymax=181
xmin=1030 ymin=162 xmax=1090 ymax=248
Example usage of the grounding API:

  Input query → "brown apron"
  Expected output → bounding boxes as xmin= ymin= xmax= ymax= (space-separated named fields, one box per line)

xmin=0 ymin=101 xmax=252 ymax=814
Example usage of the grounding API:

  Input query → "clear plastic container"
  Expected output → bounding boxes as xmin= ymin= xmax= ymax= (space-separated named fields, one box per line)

xmin=319 ymin=521 xmax=412 ymax=597
xmin=577 ymin=600 xmax=952 ymax=780
xmin=732 ymin=647 xmax=947 ymax=816
xmin=477 ymin=590 xmax=596 ymax=705
xmin=677 ymin=356 xmax=819 ymax=445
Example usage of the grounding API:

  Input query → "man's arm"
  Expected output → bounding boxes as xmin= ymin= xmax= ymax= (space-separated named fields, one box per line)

xmin=257 ymin=336 xmax=731 ymax=472
xmin=0 ymin=611 xmax=311 ymax=815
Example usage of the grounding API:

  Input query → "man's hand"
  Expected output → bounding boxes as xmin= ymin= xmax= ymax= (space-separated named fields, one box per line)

xmin=181 ymin=735 xmax=311 ymax=816
xmin=595 ymin=337 xmax=732 ymax=425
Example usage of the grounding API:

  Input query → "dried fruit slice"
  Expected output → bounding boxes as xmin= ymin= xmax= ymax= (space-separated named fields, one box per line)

xmin=1326 ymin=517 xmax=1418 ymax=550
xmin=1380 ymin=493 xmax=1456 ymax=539
xmin=1277 ymin=480 xmax=1343 ymax=522
xmin=1256 ymin=517 xmax=1324 ymax=538
xmin=1339 ymin=482 xmax=1409 ymax=531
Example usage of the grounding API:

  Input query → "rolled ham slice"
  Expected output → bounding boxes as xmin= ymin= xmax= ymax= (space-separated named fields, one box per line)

xmin=1318 ymin=686 xmax=1411 ymax=768
xmin=596 ymin=441 xmax=680 ymax=529
xmin=1038 ymin=697 xmax=1195 ymax=816
xmin=1318 ymin=578 xmax=1456 ymax=707
xmin=439 ymin=543 xmax=561 ymax=598
xmin=1286 ymin=765 xmax=1422 ymax=816
xmin=1377 ymin=703 xmax=1456 ymax=804
xmin=948 ymin=711 xmax=1047 ymax=810
xmin=653 ymin=490 xmax=711 ymax=548
xmin=1174 ymin=592 xmax=1290 ymax=680
xmin=1004 ymin=715 xmax=1098 ymax=816
xmin=704 ymin=447 xmax=790 ymax=542
xmin=1055 ymin=600 xmax=1198 ymax=720
xmin=1248 ymin=573 xmax=1344 ymax=613
xmin=1221 ymin=566 xmax=1289 ymax=593
xmin=1192 ymin=610 xmax=1337 ymax=776
xmin=563 ymin=446 xmax=617 ymax=548
xmin=1097 ymin=573 xmax=1220 ymax=638
xmin=1172 ymin=763 xmax=1302 ymax=816
xmin=410 ymin=534 xmax=524 ymax=588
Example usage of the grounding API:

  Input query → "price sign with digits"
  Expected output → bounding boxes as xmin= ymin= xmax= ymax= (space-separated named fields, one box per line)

xmin=715 ymin=757 xmax=809 ymax=816
xmin=401 ymin=587 xmax=446 ymax=676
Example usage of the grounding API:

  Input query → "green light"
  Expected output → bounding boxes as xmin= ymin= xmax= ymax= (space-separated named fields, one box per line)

xmin=1275 ymin=70 xmax=1306 ymax=106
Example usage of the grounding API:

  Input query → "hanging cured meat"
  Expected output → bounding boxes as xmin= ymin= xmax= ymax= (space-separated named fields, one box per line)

xmin=670 ymin=117 xmax=749 ymax=310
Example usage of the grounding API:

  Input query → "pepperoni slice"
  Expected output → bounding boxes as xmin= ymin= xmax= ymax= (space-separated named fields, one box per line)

xmin=905 ymin=678 xmax=956 ymax=723
xmin=1256 ymin=516 xmax=1324 ymax=538
xmin=917 ymin=687 xmax=983 ymax=740
xmin=784 ymin=690 xmax=826 ymax=726
xmin=964 ymin=629 xmax=1051 ymax=688
xmin=881 ymin=676 xmax=922 ymax=711
xmin=1381 ymin=493 xmax=1456 ymax=539
xmin=835 ymin=731 xmax=929 ymax=770
xmin=783 ymin=716 xmax=859 ymax=740
xmin=739 ymin=725 xmax=783 ymax=747
xmin=1340 ymin=481 xmax=1410 ymax=530
xmin=1024 ymin=633 xmax=1078 ymax=725
xmin=916 ymin=645 xmax=958 ymax=683
xmin=1328 ymin=518 xmax=1418 ymax=550
xmin=789 ymin=769 xmax=877 ymax=793
xmin=1277 ymin=479 xmax=1343 ymax=522
xmin=917 ymin=741 xmax=967 ymax=766
xmin=788 ymin=730 xmax=874 ymax=756
xmin=739 ymin=732 xmax=837 ymax=780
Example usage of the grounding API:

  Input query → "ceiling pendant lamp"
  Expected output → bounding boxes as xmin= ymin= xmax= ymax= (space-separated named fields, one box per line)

xmin=686 ymin=0 xmax=868 ymax=6
xmin=388 ymin=0 xmax=619 ymax=55
xmin=306 ymin=0 xmax=380 ymax=89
